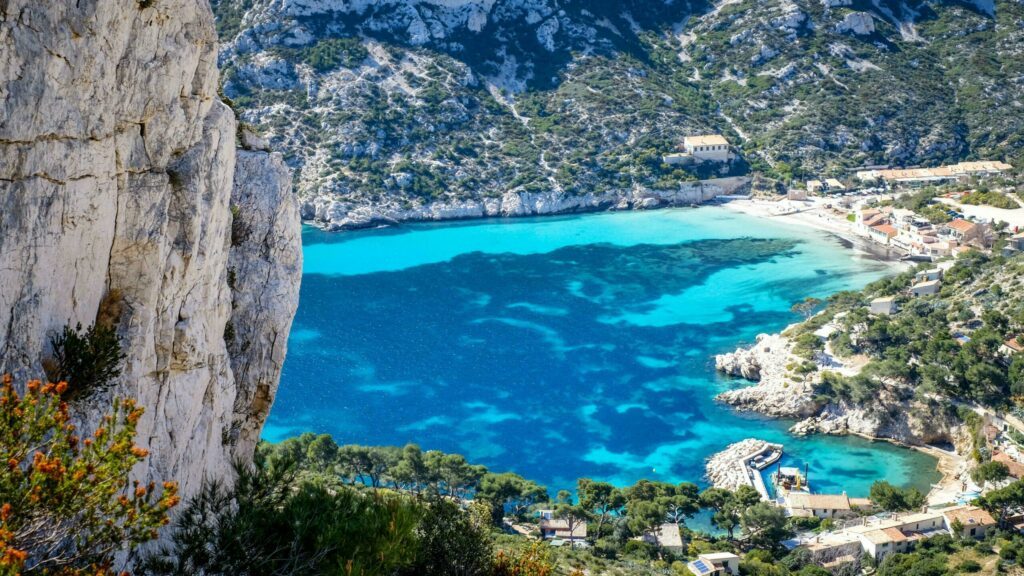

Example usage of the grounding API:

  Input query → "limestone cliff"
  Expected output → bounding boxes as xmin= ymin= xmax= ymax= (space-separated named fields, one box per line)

xmin=0 ymin=0 xmax=302 ymax=497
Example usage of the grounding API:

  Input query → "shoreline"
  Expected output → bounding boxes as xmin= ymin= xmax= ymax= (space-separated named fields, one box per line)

xmin=842 ymin=431 xmax=966 ymax=505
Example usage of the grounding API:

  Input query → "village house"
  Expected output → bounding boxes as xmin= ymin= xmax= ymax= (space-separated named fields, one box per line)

xmin=942 ymin=219 xmax=991 ymax=247
xmin=799 ymin=506 xmax=994 ymax=565
xmin=943 ymin=507 xmax=997 ymax=540
xmin=868 ymin=224 xmax=898 ymax=245
xmin=910 ymin=279 xmax=941 ymax=297
xmin=993 ymin=450 xmax=1024 ymax=479
xmin=635 ymin=523 xmax=684 ymax=554
xmin=687 ymin=552 xmax=740 ymax=576
xmin=869 ymin=296 xmax=898 ymax=316
xmin=856 ymin=161 xmax=1013 ymax=187
xmin=825 ymin=178 xmax=846 ymax=192
xmin=806 ymin=180 xmax=824 ymax=194
xmin=915 ymin=268 xmax=943 ymax=283
xmin=537 ymin=510 xmax=587 ymax=543
xmin=785 ymin=493 xmax=854 ymax=519
xmin=788 ymin=188 xmax=808 ymax=201
xmin=1000 ymin=338 xmax=1023 ymax=365
xmin=683 ymin=135 xmax=731 ymax=163
xmin=1005 ymin=233 xmax=1024 ymax=257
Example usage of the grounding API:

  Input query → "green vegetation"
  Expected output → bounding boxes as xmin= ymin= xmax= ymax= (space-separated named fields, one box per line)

xmin=961 ymin=190 xmax=1020 ymax=210
xmin=0 ymin=375 xmax=178 ymax=576
xmin=44 ymin=322 xmax=125 ymax=400
xmin=869 ymin=480 xmax=926 ymax=512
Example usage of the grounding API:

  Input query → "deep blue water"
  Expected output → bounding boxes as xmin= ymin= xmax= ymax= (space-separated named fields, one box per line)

xmin=266 ymin=207 xmax=940 ymax=497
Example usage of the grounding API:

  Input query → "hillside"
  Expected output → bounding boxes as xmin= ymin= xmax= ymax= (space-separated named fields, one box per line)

xmin=214 ymin=0 xmax=1024 ymax=228
xmin=718 ymin=249 xmax=1024 ymax=454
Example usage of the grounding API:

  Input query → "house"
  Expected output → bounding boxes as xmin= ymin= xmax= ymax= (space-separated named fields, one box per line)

xmin=807 ymin=180 xmax=824 ymax=194
xmin=859 ymin=528 xmax=912 ymax=561
xmin=688 ymin=552 xmax=740 ymax=576
xmin=855 ymin=161 xmax=1012 ymax=187
xmin=825 ymin=178 xmax=846 ymax=192
xmin=788 ymin=188 xmax=808 ymax=201
xmin=870 ymin=296 xmax=898 ymax=316
xmin=1000 ymin=338 xmax=1023 ymax=362
xmin=636 ymin=523 xmax=684 ymax=554
xmin=915 ymin=268 xmax=943 ymax=283
xmin=869 ymin=224 xmax=898 ymax=245
xmin=943 ymin=219 xmax=990 ymax=247
xmin=993 ymin=451 xmax=1024 ymax=479
xmin=942 ymin=506 xmax=997 ymax=540
xmin=910 ymin=279 xmax=941 ymax=297
xmin=683 ymin=135 xmax=731 ymax=163
xmin=785 ymin=493 xmax=854 ymax=519
xmin=1009 ymin=233 xmax=1024 ymax=252
xmin=537 ymin=510 xmax=587 ymax=542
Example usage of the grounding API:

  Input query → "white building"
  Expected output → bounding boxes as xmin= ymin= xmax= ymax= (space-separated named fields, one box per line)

xmin=910 ymin=279 xmax=941 ymax=297
xmin=785 ymin=493 xmax=854 ymax=519
xmin=688 ymin=552 xmax=740 ymax=576
xmin=683 ymin=135 xmax=731 ymax=163
xmin=869 ymin=296 xmax=898 ymax=316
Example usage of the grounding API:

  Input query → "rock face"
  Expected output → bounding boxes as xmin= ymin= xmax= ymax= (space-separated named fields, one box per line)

xmin=835 ymin=12 xmax=875 ymax=35
xmin=715 ymin=335 xmax=965 ymax=449
xmin=0 ymin=0 xmax=302 ymax=498
xmin=303 ymin=177 xmax=751 ymax=230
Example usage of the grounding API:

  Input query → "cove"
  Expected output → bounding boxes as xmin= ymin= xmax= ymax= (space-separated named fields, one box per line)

xmin=267 ymin=207 xmax=941 ymax=497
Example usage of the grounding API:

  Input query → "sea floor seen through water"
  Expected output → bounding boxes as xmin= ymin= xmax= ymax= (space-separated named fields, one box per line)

xmin=266 ymin=207 xmax=941 ymax=497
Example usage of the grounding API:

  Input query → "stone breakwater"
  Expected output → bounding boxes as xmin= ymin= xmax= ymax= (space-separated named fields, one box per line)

xmin=706 ymin=438 xmax=771 ymax=493
xmin=715 ymin=333 xmax=819 ymax=419
xmin=300 ymin=177 xmax=751 ymax=230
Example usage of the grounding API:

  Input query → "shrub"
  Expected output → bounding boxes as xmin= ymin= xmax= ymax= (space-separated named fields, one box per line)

xmin=0 ymin=375 xmax=177 ymax=575
xmin=958 ymin=559 xmax=981 ymax=572
xmin=46 ymin=322 xmax=125 ymax=400
xmin=491 ymin=543 xmax=555 ymax=576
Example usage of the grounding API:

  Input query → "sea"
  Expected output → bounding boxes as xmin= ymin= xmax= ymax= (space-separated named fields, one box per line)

xmin=264 ymin=206 xmax=941 ymax=498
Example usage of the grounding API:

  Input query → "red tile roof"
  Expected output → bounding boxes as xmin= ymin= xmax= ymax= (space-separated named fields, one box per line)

xmin=947 ymin=219 xmax=977 ymax=233
xmin=871 ymin=224 xmax=898 ymax=237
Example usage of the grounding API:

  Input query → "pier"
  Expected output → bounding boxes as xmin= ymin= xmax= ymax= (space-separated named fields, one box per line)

xmin=706 ymin=439 xmax=782 ymax=502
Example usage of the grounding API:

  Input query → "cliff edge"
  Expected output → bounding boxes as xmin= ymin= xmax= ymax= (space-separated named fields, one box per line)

xmin=0 ymin=0 xmax=301 ymax=497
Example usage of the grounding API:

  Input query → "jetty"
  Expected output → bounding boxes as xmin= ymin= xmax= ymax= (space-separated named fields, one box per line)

xmin=706 ymin=439 xmax=783 ymax=501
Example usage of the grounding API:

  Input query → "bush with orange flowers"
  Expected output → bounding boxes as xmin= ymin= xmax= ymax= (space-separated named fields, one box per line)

xmin=0 ymin=375 xmax=178 ymax=575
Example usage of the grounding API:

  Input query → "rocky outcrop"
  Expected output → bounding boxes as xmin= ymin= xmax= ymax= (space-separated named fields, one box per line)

xmin=835 ymin=12 xmax=875 ymax=36
xmin=302 ymin=177 xmax=751 ymax=230
xmin=0 ymin=0 xmax=301 ymax=498
xmin=715 ymin=336 xmax=964 ymax=449
xmin=716 ymin=334 xmax=820 ymax=418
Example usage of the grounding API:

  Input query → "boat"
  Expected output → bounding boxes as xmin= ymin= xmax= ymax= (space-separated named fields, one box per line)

xmin=771 ymin=464 xmax=810 ymax=495
xmin=750 ymin=444 xmax=783 ymax=471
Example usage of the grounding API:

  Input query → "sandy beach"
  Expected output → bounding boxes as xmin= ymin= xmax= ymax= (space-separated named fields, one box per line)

xmin=719 ymin=197 xmax=910 ymax=265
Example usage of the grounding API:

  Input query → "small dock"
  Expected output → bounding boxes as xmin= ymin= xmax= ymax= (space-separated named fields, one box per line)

xmin=742 ymin=442 xmax=783 ymax=501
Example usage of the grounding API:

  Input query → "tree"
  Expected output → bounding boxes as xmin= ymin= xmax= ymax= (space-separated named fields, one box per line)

xmin=970 ymin=461 xmax=1010 ymax=486
xmin=0 ymin=376 xmax=177 ymax=575
xmin=625 ymin=500 xmax=666 ymax=544
xmin=658 ymin=483 xmax=700 ymax=527
xmin=142 ymin=454 xmax=421 ymax=576
xmin=491 ymin=543 xmax=556 ymax=576
xmin=398 ymin=499 xmax=494 ymax=576
xmin=869 ymin=481 xmax=925 ymax=512
xmin=553 ymin=492 xmax=592 ymax=550
xmin=577 ymin=479 xmax=625 ymax=539
xmin=477 ymin=472 xmax=546 ymax=525
xmin=306 ymin=433 xmax=339 ymax=473
xmin=741 ymin=502 xmax=793 ymax=551
xmin=700 ymin=487 xmax=742 ymax=539
xmin=977 ymin=479 xmax=1024 ymax=527
xmin=791 ymin=297 xmax=823 ymax=321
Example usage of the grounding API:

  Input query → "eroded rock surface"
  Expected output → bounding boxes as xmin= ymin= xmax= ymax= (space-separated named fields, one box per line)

xmin=0 ymin=0 xmax=301 ymax=497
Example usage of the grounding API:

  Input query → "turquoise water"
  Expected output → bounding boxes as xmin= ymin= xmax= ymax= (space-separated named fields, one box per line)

xmin=267 ymin=207 xmax=940 ymax=497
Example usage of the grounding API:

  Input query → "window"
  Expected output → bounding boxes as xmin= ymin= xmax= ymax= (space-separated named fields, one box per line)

xmin=970 ymin=528 xmax=977 ymax=536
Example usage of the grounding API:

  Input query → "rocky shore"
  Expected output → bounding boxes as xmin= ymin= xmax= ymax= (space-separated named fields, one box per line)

xmin=715 ymin=333 xmax=967 ymax=450
xmin=715 ymin=333 xmax=819 ymax=419
xmin=300 ymin=178 xmax=750 ymax=230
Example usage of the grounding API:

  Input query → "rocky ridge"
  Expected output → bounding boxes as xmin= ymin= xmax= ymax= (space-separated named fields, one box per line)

xmin=0 ymin=0 xmax=302 ymax=497
xmin=715 ymin=335 xmax=964 ymax=449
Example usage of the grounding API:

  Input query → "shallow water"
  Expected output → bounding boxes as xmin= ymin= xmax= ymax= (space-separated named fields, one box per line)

xmin=267 ymin=207 xmax=940 ymax=497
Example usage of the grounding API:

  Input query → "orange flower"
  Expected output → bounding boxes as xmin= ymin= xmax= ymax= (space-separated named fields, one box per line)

xmin=55 ymin=381 xmax=68 ymax=394
xmin=0 ymin=504 xmax=10 ymax=520
xmin=135 ymin=485 xmax=147 ymax=498
xmin=130 ymin=446 xmax=149 ymax=458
